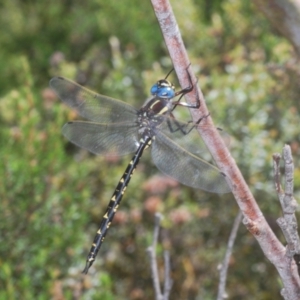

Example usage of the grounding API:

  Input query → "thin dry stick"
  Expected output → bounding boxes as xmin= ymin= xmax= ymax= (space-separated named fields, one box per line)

xmin=150 ymin=0 xmax=300 ymax=298
xmin=147 ymin=213 xmax=173 ymax=300
xmin=217 ymin=210 xmax=243 ymax=300
xmin=273 ymin=145 xmax=300 ymax=298
xmin=163 ymin=250 xmax=172 ymax=300
xmin=273 ymin=146 xmax=299 ymax=255
xmin=252 ymin=0 xmax=300 ymax=56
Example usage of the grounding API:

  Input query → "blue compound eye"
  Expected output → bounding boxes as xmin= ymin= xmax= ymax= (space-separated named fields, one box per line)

xmin=157 ymin=87 xmax=175 ymax=98
xmin=150 ymin=84 xmax=159 ymax=95
xmin=151 ymin=80 xmax=175 ymax=98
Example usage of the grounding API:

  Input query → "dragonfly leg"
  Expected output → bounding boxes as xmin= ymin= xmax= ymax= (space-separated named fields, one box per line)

xmin=164 ymin=68 xmax=174 ymax=79
xmin=174 ymin=64 xmax=193 ymax=97
xmin=167 ymin=112 xmax=210 ymax=135
xmin=171 ymin=65 xmax=201 ymax=111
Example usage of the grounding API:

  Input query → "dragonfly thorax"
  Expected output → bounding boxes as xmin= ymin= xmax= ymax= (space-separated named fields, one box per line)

xmin=137 ymin=97 xmax=171 ymax=139
xmin=136 ymin=109 xmax=163 ymax=139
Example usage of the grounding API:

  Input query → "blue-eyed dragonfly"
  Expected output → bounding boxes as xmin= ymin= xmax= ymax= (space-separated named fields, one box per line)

xmin=50 ymin=70 xmax=231 ymax=273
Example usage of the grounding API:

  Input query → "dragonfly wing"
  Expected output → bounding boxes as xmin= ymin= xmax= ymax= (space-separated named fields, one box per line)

xmin=62 ymin=121 xmax=140 ymax=156
xmin=158 ymin=117 xmax=230 ymax=157
xmin=50 ymin=77 xmax=138 ymax=123
xmin=151 ymin=130 xmax=231 ymax=194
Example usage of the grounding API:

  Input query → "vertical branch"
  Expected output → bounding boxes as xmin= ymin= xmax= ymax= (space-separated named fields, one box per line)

xmin=252 ymin=0 xmax=300 ymax=57
xmin=273 ymin=146 xmax=300 ymax=256
xmin=150 ymin=0 xmax=300 ymax=298
xmin=163 ymin=250 xmax=172 ymax=300
xmin=148 ymin=213 xmax=163 ymax=299
xmin=147 ymin=213 xmax=173 ymax=300
xmin=273 ymin=145 xmax=300 ymax=298
xmin=217 ymin=210 xmax=243 ymax=300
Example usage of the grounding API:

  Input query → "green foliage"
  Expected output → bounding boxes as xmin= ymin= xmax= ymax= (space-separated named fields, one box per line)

xmin=1 ymin=0 xmax=299 ymax=299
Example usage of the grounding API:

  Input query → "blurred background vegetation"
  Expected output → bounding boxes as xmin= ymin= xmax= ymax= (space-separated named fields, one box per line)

xmin=1 ymin=0 xmax=300 ymax=299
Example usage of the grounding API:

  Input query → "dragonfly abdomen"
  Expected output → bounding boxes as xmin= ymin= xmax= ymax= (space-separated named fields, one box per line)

xmin=82 ymin=137 xmax=152 ymax=274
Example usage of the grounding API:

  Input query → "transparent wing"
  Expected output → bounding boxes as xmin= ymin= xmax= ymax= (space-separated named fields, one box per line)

xmin=151 ymin=130 xmax=231 ymax=194
xmin=62 ymin=121 xmax=140 ymax=156
xmin=50 ymin=77 xmax=138 ymax=123
xmin=158 ymin=117 xmax=230 ymax=158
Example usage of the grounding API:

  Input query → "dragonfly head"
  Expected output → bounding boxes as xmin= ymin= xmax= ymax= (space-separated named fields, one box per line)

xmin=150 ymin=79 xmax=175 ymax=99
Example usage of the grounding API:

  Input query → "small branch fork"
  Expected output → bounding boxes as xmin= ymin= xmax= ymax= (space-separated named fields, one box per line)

xmin=150 ymin=0 xmax=300 ymax=298
xmin=147 ymin=213 xmax=173 ymax=300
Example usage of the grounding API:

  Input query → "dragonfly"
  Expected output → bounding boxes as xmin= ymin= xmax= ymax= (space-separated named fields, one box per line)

xmin=50 ymin=69 xmax=231 ymax=274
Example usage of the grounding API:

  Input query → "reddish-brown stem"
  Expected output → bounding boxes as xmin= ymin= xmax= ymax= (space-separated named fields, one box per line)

xmin=150 ymin=0 xmax=300 ymax=298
